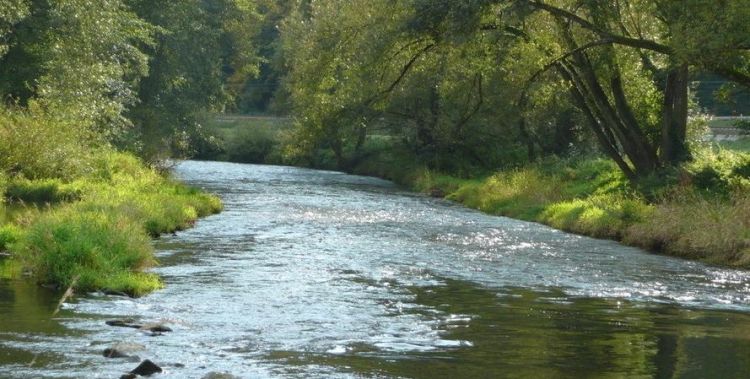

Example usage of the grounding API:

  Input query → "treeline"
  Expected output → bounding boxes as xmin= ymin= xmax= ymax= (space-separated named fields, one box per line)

xmin=0 ymin=0 xmax=266 ymax=165
xmin=250 ymin=0 xmax=750 ymax=182
xmin=238 ymin=0 xmax=749 ymax=266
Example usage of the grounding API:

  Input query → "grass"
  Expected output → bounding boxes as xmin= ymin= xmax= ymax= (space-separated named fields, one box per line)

xmin=0 ymin=151 xmax=222 ymax=296
xmin=720 ymin=137 xmax=750 ymax=153
xmin=350 ymin=143 xmax=750 ymax=268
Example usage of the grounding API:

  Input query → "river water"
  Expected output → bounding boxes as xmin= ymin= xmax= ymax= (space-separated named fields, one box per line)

xmin=2 ymin=160 xmax=750 ymax=378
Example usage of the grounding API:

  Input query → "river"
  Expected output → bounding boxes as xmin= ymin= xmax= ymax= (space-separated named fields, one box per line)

xmin=2 ymin=160 xmax=750 ymax=378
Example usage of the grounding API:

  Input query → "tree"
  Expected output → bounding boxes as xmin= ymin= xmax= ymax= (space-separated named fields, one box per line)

xmin=124 ymin=0 xmax=260 ymax=162
xmin=0 ymin=0 xmax=153 ymax=137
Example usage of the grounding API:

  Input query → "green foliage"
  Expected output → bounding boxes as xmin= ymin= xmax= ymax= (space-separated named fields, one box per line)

xmin=0 ymin=224 xmax=22 ymax=251
xmin=0 ymin=0 xmax=30 ymax=58
xmin=0 ymin=0 xmax=155 ymax=135
xmin=0 ymin=106 xmax=96 ymax=179
xmin=196 ymin=116 xmax=290 ymax=164
xmin=1 ymin=150 xmax=222 ymax=295
xmin=735 ymin=120 xmax=750 ymax=134
xmin=683 ymin=146 xmax=750 ymax=195
xmin=125 ymin=0 xmax=261 ymax=163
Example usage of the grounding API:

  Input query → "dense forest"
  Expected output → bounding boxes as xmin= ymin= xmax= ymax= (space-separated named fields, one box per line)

xmin=1 ymin=0 xmax=750 ymax=293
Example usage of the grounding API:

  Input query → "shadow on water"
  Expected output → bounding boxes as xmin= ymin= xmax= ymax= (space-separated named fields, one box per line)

xmin=264 ymin=278 xmax=750 ymax=379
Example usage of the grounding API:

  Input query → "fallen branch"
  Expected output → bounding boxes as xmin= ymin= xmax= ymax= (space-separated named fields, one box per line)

xmin=52 ymin=275 xmax=80 ymax=316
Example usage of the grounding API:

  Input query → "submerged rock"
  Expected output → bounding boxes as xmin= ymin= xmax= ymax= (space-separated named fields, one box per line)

xmin=202 ymin=372 xmax=241 ymax=379
xmin=119 ymin=374 xmax=137 ymax=379
xmin=106 ymin=319 xmax=142 ymax=329
xmin=129 ymin=359 xmax=162 ymax=376
xmin=102 ymin=342 xmax=146 ymax=359
xmin=140 ymin=323 xmax=172 ymax=333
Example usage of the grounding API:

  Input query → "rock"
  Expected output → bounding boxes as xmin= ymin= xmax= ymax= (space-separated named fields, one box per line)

xmin=103 ymin=348 xmax=130 ymax=359
xmin=120 ymin=374 xmax=137 ymax=379
xmin=103 ymin=289 xmax=131 ymax=297
xmin=429 ymin=188 xmax=445 ymax=198
xmin=103 ymin=342 xmax=146 ymax=359
xmin=202 ymin=372 xmax=241 ymax=379
xmin=129 ymin=359 xmax=162 ymax=376
xmin=140 ymin=323 xmax=172 ymax=333
xmin=106 ymin=319 xmax=142 ymax=329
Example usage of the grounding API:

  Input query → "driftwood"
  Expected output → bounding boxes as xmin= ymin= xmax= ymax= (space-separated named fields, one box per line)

xmin=52 ymin=275 xmax=80 ymax=316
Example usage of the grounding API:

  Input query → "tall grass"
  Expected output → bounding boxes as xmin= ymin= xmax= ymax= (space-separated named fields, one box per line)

xmin=625 ymin=192 xmax=750 ymax=266
xmin=0 ymin=151 xmax=222 ymax=295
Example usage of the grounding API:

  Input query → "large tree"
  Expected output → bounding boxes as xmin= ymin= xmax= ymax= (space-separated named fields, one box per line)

xmin=0 ymin=0 xmax=153 ymax=136
xmin=124 ymin=0 xmax=260 ymax=161
xmin=506 ymin=0 xmax=750 ymax=179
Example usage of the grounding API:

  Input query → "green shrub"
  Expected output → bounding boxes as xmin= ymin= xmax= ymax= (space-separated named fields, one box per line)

xmin=0 ymin=106 xmax=95 ymax=179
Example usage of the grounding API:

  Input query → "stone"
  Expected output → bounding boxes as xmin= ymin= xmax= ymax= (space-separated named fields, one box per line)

xmin=129 ymin=359 xmax=163 ymax=376
xmin=103 ymin=342 xmax=146 ymax=359
xmin=119 ymin=374 xmax=137 ymax=379
xmin=140 ymin=323 xmax=172 ymax=333
xmin=429 ymin=188 xmax=445 ymax=198
xmin=103 ymin=348 xmax=130 ymax=359
xmin=202 ymin=372 xmax=241 ymax=379
xmin=106 ymin=319 xmax=142 ymax=329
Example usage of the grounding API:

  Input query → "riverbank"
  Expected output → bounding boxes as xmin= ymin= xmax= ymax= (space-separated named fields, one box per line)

xmin=350 ymin=144 xmax=750 ymax=268
xmin=178 ymin=114 xmax=749 ymax=267
xmin=0 ymin=152 xmax=222 ymax=296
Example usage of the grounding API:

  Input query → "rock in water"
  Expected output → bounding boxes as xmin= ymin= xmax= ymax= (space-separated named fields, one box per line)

xmin=119 ymin=374 xmax=137 ymax=379
xmin=103 ymin=342 xmax=146 ymax=359
xmin=103 ymin=348 xmax=130 ymax=358
xmin=106 ymin=319 xmax=142 ymax=329
xmin=140 ymin=323 xmax=172 ymax=333
xmin=202 ymin=372 xmax=241 ymax=379
xmin=129 ymin=359 xmax=162 ymax=376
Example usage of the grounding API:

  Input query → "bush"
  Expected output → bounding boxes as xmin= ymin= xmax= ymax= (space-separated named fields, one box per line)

xmin=0 ymin=106 xmax=95 ymax=179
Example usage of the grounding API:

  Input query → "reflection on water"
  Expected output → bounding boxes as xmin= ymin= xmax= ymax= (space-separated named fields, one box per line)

xmin=264 ymin=279 xmax=750 ymax=379
xmin=0 ymin=280 xmax=76 ymax=369
xmin=1 ymin=161 xmax=750 ymax=378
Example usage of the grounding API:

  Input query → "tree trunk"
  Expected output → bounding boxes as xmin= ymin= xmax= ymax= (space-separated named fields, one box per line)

xmin=660 ymin=63 xmax=690 ymax=165
xmin=557 ymin=62 xmax=637 ymax=181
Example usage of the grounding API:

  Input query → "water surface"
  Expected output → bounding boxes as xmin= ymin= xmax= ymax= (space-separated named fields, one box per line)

xmin=2 ymin=161 xmax=750 ymax=378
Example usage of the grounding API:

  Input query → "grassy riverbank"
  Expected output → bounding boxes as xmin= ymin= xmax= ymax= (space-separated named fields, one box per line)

xmin=198 ymin=115 xmax=750 ymax=267
xmin=0 ymin=152 xmax=222 ymax=296
xmin=351 ymin=142 xmax=750 ymax=267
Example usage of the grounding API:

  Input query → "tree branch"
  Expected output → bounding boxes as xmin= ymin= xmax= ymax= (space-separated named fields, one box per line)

xmin=525 ymin=0 xmax=672 ymax=54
